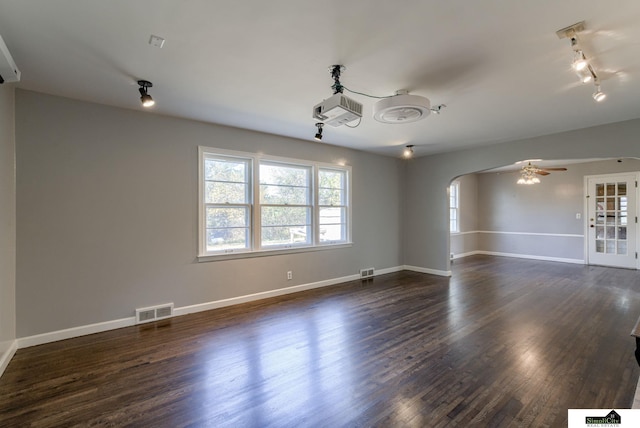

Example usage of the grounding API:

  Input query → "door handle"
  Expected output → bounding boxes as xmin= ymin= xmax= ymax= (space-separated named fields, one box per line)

xmin=590 ymin=225 xmax=595 ymax=228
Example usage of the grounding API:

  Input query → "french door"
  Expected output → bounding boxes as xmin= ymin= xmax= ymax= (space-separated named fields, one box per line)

xmin=586 ymin=173 xmax=638 ymax=269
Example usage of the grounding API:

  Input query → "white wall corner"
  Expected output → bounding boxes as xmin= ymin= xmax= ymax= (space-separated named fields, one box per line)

xmin=0 ymin=340 xmax=18 ymax=378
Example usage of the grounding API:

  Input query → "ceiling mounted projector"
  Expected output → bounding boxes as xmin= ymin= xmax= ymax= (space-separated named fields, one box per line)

xmin=373 ymin=90 xmax=430 ymax=124
xmin=0 ymin=34 xmax=20 ymax=84
xmin=313 ymin=92 xmax=363 ymax=127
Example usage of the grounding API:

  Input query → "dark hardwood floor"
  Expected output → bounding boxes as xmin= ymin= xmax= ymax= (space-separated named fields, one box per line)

xmin=2 ymin=255 xmax=640 ymax=427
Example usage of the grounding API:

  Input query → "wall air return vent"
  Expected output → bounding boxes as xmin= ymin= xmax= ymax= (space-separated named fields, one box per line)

xmin=136 ymin=303 xmax=174 ymax=324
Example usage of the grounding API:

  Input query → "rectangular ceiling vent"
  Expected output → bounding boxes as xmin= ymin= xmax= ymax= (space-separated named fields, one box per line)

xmin=360 ymin=267 xmax=375 ymax=279
xmin=0 ymin=34 xmax=20 ymax=84
xmin=136 ymin=303 xmax=174 ymax=324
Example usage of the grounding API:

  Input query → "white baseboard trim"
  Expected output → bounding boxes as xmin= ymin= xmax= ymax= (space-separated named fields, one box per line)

xmin=476 ymin=250 xmax=585 ymax=265
xmin=174 ymin=273 xmax=362 ymax=317
xmin=18 ymin=316 xmax=136 ymax=349
xmin=404 ymin=265 xmax=452 ymax=277
xmin=451 ymin=251 xmax=483 ymax=260
xmin=17 ymin=266 xmax=405 ymax=349
xmin=0 ymin=340 xmax=18 ymax=377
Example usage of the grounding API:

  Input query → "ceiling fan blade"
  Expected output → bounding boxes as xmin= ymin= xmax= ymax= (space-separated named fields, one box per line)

xmin=535 ymin=170 xmax=550 ymax=176
xmin=540 ymin=167 xmax=567 ymax=171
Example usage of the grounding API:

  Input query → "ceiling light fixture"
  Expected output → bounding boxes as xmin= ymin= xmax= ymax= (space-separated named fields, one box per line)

xmin=593 ymin=85 xmax=606 ymax=102
xmin=572 ymin=49 xmax=588 ymax=71
xmin=403 ymin=145 xmax=414 ymax=158
xmin=373 ymin=90 xmax=431 ymax=124
xmin=556 ymin=22 xmax=606 ymax=103
xmin=314 ymin=122 xmax=324 ymax=140
xmin=137 ymin=80 xmax=155 ymax=108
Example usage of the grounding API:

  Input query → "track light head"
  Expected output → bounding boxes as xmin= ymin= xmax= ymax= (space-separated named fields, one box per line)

xmin=314 ymin=122 xmax=324 ymax=141
xmin=593 ymin=85 xmax=606 ymax=102
xmin=403 ymin=145 xmax=414 ymax=158
xmin=572 ymin=50 xmax=588 ymax=71
xmin=137 ymin=80 xmax=155 ymax=108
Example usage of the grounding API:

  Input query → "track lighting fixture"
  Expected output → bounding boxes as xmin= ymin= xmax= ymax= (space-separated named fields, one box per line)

xmin=593 ymin=85 xmax=606 ymax=102
xmin=572 ymin=49 xmax=588 ymax=71
xmin=403 ymin=145 xmax=414 ymax=158
xmin=314 ymin=122 xmax=324 ymax=140
xmin=556 ymin=22 xmax=606 ymax=103
xmin=137 ymin=80 xmax=155 ymax=108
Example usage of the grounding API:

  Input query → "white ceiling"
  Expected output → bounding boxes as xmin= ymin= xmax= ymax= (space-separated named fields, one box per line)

xmin=1 ymin=1 xmax=639 ymax=158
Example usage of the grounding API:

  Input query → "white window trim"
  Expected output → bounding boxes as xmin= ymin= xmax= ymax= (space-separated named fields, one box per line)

xmin=198 ymin=146 xmax=352 ymax=261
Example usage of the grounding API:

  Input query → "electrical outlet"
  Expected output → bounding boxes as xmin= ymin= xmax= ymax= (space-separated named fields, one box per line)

xmin=287 ymin=271 xmax=292 ymax=280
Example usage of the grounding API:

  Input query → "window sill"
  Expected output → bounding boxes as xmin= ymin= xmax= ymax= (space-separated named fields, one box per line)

xmin=197 ymin=242 xmax=353 ymax=262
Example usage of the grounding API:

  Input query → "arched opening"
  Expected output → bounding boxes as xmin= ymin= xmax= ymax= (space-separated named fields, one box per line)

xmin=447 ymin=158 xmax=640 ymax=272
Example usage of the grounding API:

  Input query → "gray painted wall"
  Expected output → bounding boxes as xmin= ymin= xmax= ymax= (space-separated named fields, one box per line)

xmin=450 ymin=159 xmax=640 ymax=261
xmin=474 ymin=159 xmax=640 ymax=260
xmin=405 ymin=118 xmax=640 ymax=273
xmin=0 ymin=84 xmax=16 ymax=355
xmin=15 ymin=90 xmax=404 ymax=337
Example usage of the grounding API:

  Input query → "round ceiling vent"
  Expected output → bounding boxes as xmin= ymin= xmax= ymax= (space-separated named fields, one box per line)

xmin=373 ymin=91 xmax=431 ymax=124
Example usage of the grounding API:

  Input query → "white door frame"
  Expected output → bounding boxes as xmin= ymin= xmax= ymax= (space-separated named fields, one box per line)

xmin=583 ymin=172 xmax=640 ymax=269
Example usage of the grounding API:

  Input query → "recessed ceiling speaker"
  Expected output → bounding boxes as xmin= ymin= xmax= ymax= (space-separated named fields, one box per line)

xmin=373 ymin=90 xmax=430 ymax=124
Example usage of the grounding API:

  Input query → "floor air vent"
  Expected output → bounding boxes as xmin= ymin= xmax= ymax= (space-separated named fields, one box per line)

xmin=360 ymin=267 xmax=375 ymax=279
xmin=136 ymin=303 xmax=174 ymax=324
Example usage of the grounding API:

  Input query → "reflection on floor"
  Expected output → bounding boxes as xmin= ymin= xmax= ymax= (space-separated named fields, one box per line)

xmin=1 ymin=255 xmax=639 ymax=426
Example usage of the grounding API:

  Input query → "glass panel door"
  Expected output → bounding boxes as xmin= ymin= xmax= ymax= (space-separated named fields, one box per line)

xmin=587 ymin=174 xmax=637 ymax=269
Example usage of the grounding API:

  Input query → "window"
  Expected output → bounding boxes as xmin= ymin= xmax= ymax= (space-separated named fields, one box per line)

xmin=318 ymin=168 xmax=348 ymax=243
xmin=260 ymin=162 xmax=312 ymax=248
xmin=199 ymin=147 xmax=351 ymax=258
xmin=449 ymin=181 xmax=459 ymax=233
xmin=203 ymin=155 xmax=252 ymax=253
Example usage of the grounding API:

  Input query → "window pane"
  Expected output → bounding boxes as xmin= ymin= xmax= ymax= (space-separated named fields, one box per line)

xmin=261 ymin=206 xmax=310 ymax=227
xmin=260 ymin=163 xmax=310 ymax=205
xmin=206 ymin=228 xmax=249 ymax=251
xmin=206 ymin=207 xmax=248 ymax=229
xmin=205 ymin=182 xmax=247 ymax=204
xmin=320 ymin=224 xmax=345 ymax=242
xmin=260 ymin=163 xmax=309 ymax=187
xmin=205 ymin=158 xmax=247 ymax=182
xmin=262 ymin=226 xmax=311 ymax=246
xmin=319 ymin=207 xmax=346 ymax=242
xmin=319 ymin=188 xmax=344 ymax=205
xmin=260 ymin=185 xmax=309 ymax=205
xmin=319 ymin=170 xmax=345 ymax=189
xmin=618 ymin=182 xmax=627 ymax=196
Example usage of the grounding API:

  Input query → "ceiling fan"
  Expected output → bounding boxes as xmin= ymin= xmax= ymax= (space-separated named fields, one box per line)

xmin=522 ymin=162 xmax=567 ymax=176
xmin=517 ymin=162 xmax=567 ymax=184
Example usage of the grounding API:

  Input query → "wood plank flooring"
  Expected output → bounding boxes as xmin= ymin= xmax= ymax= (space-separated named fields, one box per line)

xmin=1 ymin=255 xmax=640 ymax=427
